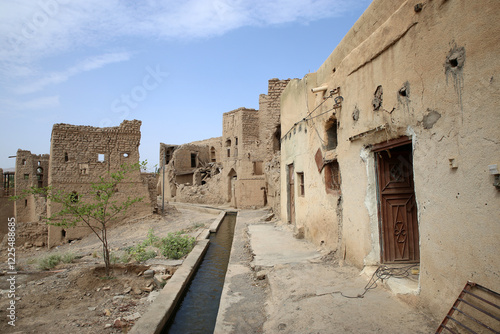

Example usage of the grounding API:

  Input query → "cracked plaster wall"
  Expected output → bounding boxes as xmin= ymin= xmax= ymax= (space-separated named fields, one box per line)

xmin=281 ymin=0 xmax=500 ymax=317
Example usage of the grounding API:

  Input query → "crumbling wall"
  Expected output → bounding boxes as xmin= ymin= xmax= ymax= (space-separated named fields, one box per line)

xmin=15 ymin=222 xmax=48 ymax=248
xmin=265 ymin=153 xmax=281 ymax=219
xmin=14 ymin=150 xmax=49 ymax=223
xmin=175 ymin=164 xmax=225 ymax=205
xmin=47 ymin=120 xmax=152 ymax=247
xmin=141 ymin=173 xmax=158 ymax=212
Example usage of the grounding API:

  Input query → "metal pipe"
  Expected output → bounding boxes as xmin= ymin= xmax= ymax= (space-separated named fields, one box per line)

xmin=311 ymin=86 xmax=328 ymax=93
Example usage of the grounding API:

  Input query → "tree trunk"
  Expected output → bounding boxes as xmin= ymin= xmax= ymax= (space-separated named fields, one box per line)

xmin=102 ymin=229 xmax=110 ymax=276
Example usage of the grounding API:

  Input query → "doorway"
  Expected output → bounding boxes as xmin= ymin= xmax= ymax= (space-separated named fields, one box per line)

xmin=228 ymin=169 xmax=237 ymax=208
xmin=374 ymin=137 xmax=419 ymax=263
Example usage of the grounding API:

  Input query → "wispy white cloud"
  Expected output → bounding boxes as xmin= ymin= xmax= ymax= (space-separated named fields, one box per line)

xmin=0 ymin=0 xmax=369 ymax=101
xmin=0 ymin=95 xmax=60 ymax=112
xmin=14 ymin=52 xmax=132 ymax=94
xmin=0 ymin=0 xmax=369 ymax=65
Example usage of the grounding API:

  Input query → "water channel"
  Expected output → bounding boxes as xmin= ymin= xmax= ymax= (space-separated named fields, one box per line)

xmin=162 ymin=212 xmax=236 ymax=334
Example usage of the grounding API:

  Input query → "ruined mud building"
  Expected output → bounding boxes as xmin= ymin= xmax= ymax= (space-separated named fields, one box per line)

xmin=10 ymin=120 xmax=156 ymax=247
xmin=280 ymin=0 xmax=499 ymax=320
xmin=160 ymin=78 xmax=289 ymax=211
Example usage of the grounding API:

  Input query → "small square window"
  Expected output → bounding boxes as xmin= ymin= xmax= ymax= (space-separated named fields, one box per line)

xmin=24 ymin=174 xmax=29 ymax=180
xmin=253 ymin=161 xmax=263 ymax=175
xmin=98 ymin=154 xmax=105 ymax=162
xmin=79 ymin=163 xmax=89 ymax=175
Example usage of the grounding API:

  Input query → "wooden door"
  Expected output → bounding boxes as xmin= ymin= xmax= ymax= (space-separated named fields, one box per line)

xmin=376 ymin=143 xmax=419 ymax=263
xmin=288 ymin=164 xmax=295 ymax=224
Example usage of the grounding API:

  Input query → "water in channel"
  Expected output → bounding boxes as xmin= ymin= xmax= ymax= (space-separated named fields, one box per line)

xmin=163 ymin=212 xmax=236 ymax=334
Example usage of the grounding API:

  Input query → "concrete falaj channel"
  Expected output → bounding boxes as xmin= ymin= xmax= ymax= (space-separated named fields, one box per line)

xmin=130 ymin=211 xmax=236 ymax=334
xmin=163 ymin=212 xmax=236 ymax=333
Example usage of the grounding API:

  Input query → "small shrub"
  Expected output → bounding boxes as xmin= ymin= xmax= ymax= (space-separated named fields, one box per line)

xmin=160 ymin=232 xmax=196 ymax=259
xmin=145 ymin=228 xmax=159 ymax=246
xmin=61 ymin=252 xmax=76 ymax=264
xmin=127 ymin=244 xmax=157 ymax=263
xmin=38 ymin=254 xmax=62 ymax=270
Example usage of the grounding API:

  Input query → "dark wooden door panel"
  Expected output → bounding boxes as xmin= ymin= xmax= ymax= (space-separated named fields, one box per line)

xmin=381 ymin=195 xmax=419 ymax=263
xmin=377 ymin=143 xmax=420 ymax=263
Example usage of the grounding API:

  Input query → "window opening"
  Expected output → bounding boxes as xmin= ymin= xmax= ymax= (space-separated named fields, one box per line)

xmin=64 ymin=152 xmax=69 ymax=162
xmin=24 ymin=199 xmax=27 ymax=207
xmin=36 ymin=167 xmax=43 ymax=188
xmin=273 ymin=127 xmax=281 ymax=152
xmin=210 ymin=147 xmax=216 ymax=162
xmin=98 ymin=154 xmax=105 ymax=162
xmin=22 ymin=159 xmax=26 ymax=166
xmin=24 ymin=174 xmax=29 ymax=180
xmin=79 ymin=164 xmax=89 ymax=175
xmin=325 ymin=118 xmax=338 ymax=150
xmin=191 ymin=153 xmax=197 ymax=168
xmin=253 ymin=161 xmax=264 ymax=175
xmin=69 ymin=191 xmax=79 ymax=203
xmin=297 ymin=172 xmax=305 ymax=196
xmin=227 ymin=149 xmax=231 ymax=158
xmin=325 ymin=160 xmax=341 ymax=194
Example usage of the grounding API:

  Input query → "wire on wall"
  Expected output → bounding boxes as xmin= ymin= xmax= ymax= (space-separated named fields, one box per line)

xmin=281 ymin=88 xmax=343 ymax=142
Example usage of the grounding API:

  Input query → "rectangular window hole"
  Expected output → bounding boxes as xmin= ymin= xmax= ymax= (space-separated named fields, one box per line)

xmin=297 ymin=172 xmax=305 ymax=196
xmin=325 ymin=160 xmax=341 ymax=194
xmin=253 ymin=161 xmax=264 ymax=175
xmin=98 ymin=154 xmax=105 ymax=162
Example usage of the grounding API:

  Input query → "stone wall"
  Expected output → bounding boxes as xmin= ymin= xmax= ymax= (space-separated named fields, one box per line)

xmin=281 ymin=0 xmax=500 ymax=318
xmin=47 ymin=120 xmax=152 ymax=247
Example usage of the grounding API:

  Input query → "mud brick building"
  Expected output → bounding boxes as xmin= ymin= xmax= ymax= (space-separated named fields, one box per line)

xmin=222 ymin=78 xmax=289 ymax=209
xmin=47 ymin=120 xmax=154 ymax=247
xmin=159 ymin=78 xmax=289 ymax=210
xmin=280 ymin=0 xmax=500 ymax=320
xmin=14 ymin=150 xmax=50 ymax=223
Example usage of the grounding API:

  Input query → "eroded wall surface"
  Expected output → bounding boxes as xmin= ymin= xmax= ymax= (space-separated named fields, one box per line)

xmin=222 ymin=79 xmax=290 ymax=210
xmin=281 ymin=0 xmax=500 ymax=317
xmin=47 ymin=120 xmax=152 ymax=247
xmin=14 ymin=150 xmax=49 ymax=223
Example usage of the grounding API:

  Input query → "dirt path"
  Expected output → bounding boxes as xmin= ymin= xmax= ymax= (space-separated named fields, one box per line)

xmin=216 ymin=209 xmax=439 ymax=333
xmin=0 ymin=206 xmax=218 ymax=333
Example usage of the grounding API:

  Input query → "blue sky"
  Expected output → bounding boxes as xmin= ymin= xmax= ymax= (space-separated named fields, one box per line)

xmin=0 ymin=0 xmax=371 ymax=170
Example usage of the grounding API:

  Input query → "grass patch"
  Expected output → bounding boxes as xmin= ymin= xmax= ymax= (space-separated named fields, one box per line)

xmin=38 ymin=254 xmax=62 ymax=270
xmin=37 ymin=252 xmax=77 ymax=270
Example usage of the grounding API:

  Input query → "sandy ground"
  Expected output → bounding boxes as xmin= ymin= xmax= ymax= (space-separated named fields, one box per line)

xmin=0 ymin=205 xmax=218 ymax=334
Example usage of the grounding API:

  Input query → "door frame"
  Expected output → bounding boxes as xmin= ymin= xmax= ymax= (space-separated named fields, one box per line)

xmin=373 ymin=136 xmax=420 ymax=264
xmin=287 ymin=163 xmax=295 ymax=224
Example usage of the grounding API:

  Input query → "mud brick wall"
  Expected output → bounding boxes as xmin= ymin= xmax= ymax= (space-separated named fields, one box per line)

xmin=14 ymin=150 xmax=49 ymax=223
xmin=47 ymin=120 xmax=152 ymax=247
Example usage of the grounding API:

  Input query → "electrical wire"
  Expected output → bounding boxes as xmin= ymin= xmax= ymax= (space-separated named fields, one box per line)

xmin=280 ymin=92 xmax=336 ymax=141
xmin=341 ymin=264 xmax=419 ymax=299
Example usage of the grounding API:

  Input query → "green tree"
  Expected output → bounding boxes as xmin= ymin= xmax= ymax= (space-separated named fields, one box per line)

xmin=13 ymin=163 xmax=144 ymax=276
